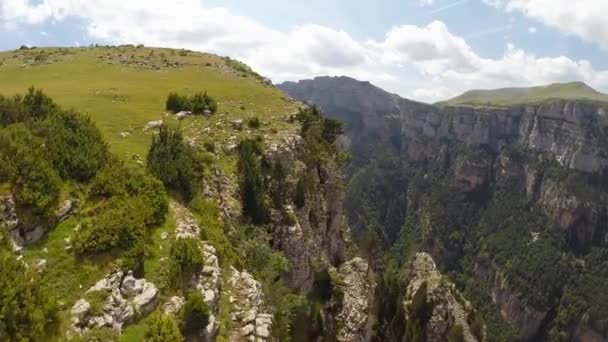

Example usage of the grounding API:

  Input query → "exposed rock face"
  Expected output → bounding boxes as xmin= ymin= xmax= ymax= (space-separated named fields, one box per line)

xmin=473 ymin=254 xmax=547 ymax=339
xmin=1 ymin=195 xmax=22 ymax=251
xmin=330 ymin=257 xmax=375 ymax=342
xmin=70 ymin=270 xmax=158 ymax=334
xmin=227 ymin=267 xmax=273 ymax=342
xmin=538 ymin=180 xmax=607 ymax=251
xmin=281 ymin=77 xmax=608 ymax=176
xmin=281 ymin=77 xmax=608 ymax=338
xmin=454 ymin=158 xmax=490 ymax=192
xmin=573 ymin=319 xmax=608 ymax=342
xmin=171 ymin=201 xmax=201 ymax=239
xmin=404 ymin=253 xmax=480 ymax=342
xmin=266 ymin=134 xmax=347 ymax=291
xmin=171 ymin=200 xmax=223 ymax=341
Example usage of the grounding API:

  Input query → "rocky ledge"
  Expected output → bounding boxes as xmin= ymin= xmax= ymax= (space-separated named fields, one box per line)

xmin=70 ymin=270 xmax=158 ymax=334
xmin=331 ymin=257 xmax=375 ymax=342
xmin=404 ymin=253 xmax=481 ymax=342
xmin=227 ymin=267 xmax=273 ymax=341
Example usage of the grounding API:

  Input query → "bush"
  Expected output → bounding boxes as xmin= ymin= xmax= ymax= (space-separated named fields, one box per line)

xmin=182 ymin=293 xmax=210 ymax=335
xmin=0 ymin=249 xmax=59 ymax=341
xmin=0 ymin=125 xmax=61 ymax=216
xmin=247 ymin=117 xmax=261 ymax=129
xmin=147 ymin=125 xmax=204 ymax=201
xmin=145 ymin=312 xmax=182 ymax=342
xmin=168 ymin=238 xmax=203 ymax=287
xmin=73 ymin=199 xmax=147 ymax=255
xmin=165 ymin=91 xmax=217 ymax=114
xmin=36 ymin=110 xmax=108 ymax=181
xmin=447 ymin=325 xmax=464 ymax=342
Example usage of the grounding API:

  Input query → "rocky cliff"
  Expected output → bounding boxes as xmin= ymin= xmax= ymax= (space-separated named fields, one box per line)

xmin=280 ymin=76 xmax=608 ymax=341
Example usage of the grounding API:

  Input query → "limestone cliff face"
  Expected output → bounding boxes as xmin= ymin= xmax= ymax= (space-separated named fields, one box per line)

xmin=404 ymin=253 xmax=481 ymax=342
xmin=401 ymin=101 xmax=608 ymax=176
xmin=280 ymin=77 xmax=608 ymax=340
xmin=473 ymin=254 xmax=548 ymax=339
xmin=329 ymin=257 xmax=375 ymax=342
xmin=263 ymin=132 xmax=375 ymax=341
xmin=265 ymin=134 xmax=347 ymax=291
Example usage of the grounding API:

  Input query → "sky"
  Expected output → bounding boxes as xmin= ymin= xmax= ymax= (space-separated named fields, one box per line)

xmin=2 ymin=0 xmax=608 ymax=102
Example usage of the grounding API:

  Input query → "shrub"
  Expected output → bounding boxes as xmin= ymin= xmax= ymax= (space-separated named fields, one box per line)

xmin=0 ymin=125 xmax=61 ymax=216
xmin=0 ymin=249 xmax=59 ymax=341
xmin=147 ymin=125 xmax=204 ymax=201
xmin=145 ymin=312 xmax=182 ymax=342
xmin=164 ymin=91 xmax=217 ymax=114
xmin=73 ymin=199 xmax=147 ymax=255
xmin=36 ymin=110 xmax=108 ymax=181
xmin=168 ymin=238 xmax=203 ymax=287
xmin=247 ymin=117 xmax=261 ymax=129
xmin=182 ymin=293 xmax=210 ymax=335
xmin=447 ymin=325 xmax=464 ymax=342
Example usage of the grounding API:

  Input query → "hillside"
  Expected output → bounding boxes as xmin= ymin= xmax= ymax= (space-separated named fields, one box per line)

xmin=0 ymin=47 xmax=373 ymax=342
xmin=0 ymin=46 xmax=299 ymax=167
xmin=443 ymin=81 xmax=608 ymax=106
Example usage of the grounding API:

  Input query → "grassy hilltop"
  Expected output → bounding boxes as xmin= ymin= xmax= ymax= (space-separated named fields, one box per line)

xmin=0 ymin=45 xmax=299 ymax=165
xmin=443 ymin=81 xmax=608 ymax=107
xmin=0 ymin=45 xmax=305 ymax=341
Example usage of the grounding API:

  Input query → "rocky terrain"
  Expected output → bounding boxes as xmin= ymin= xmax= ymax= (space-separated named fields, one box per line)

xmin=280 ymin=76 xmax=608 ymax=341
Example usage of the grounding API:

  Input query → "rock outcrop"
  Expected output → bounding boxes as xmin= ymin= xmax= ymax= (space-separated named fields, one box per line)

xmin=171 ymin=200 xmax=223 ymax=340
xmin=404 ymin=253 xmax=480 ymax=342
xmin=330 ymin=257 xmax=375 ymax=342
xmin=1 ymin=195 xmax=78 ymax=251
xmin=70 ymin=270 xmax=159 ymax=334
xmin=227 ymin=267 xmax=273 ymax=342
xmin=267 ymin=134 xmax=347 ymax=291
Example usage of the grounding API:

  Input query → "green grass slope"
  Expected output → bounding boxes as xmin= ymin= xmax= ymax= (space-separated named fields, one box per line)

xmin=443 ymin=81 xmax=608 ymax=107
xmin=0 ymin=46 xmax=299 ymax=165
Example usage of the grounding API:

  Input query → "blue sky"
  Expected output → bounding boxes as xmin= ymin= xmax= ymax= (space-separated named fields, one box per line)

xmin=2 ymin=0 xmax=608 ymax=102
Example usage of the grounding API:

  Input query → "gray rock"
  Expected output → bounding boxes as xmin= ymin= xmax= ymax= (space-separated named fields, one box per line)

xmin=56 ymin=199 xmax=74 ymax=221
xmin=163 ymin=296 xmax=185 ymax=315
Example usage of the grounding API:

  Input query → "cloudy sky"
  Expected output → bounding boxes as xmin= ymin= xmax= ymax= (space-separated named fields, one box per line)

xmin=1 ymin=0 xmax=608 ymax=102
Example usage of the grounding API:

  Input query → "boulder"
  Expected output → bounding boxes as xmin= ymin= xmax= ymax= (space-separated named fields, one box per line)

xmin=71 ymin=270 xmax=158 ymax=334
xmin=56 ymin=199 xmax=74 ymax=221
xmin=145 ymin=120 xmax=163 ymax=129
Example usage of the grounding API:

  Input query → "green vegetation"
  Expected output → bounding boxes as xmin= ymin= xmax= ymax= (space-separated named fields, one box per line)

xmin=165 ymin=91 xmax=217 ymax=114
xmin=147 ymin=125 xmax=204 ymax=201
xmin=443 ymin=81 xmax=608 ymax=107
xmin=167 ymin=238 xmax=204 ymax=289
xmin=0 ymin=247 xmax=59 ymax=341
xmin=405 ymin=282 xmax=433 ymax=342
xmin=182 ymin=292 xmax=211 ymax=335
xmin=238 ymin=138 xmax=270 ymax=224
xmin=143 ymin=312 xmax=182 ymax=342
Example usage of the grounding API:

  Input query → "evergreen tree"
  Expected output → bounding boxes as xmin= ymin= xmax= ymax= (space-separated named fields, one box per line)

xmin=238 ymin=138 xmax=269 ymax=224
xmin=182 ymin=293 xmax=210 ymax=335
xmin=147 ymin=125 xmax=204 ymax=201
xmin=145 ymin=312 xmax=182 ymax=342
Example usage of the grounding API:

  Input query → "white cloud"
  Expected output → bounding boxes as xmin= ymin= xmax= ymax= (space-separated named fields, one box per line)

xmin=483 ymin=0 xmax=608 ymax=50
xmin=528 ymin=26 xmax=536 ymax=34
xmin=370 ymin=21 xmax=480 ymax=75
xmin=1 ymin=0 xmax=608 ymax=103
xmin=417 ymin=0 xmax=435 ymax=6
